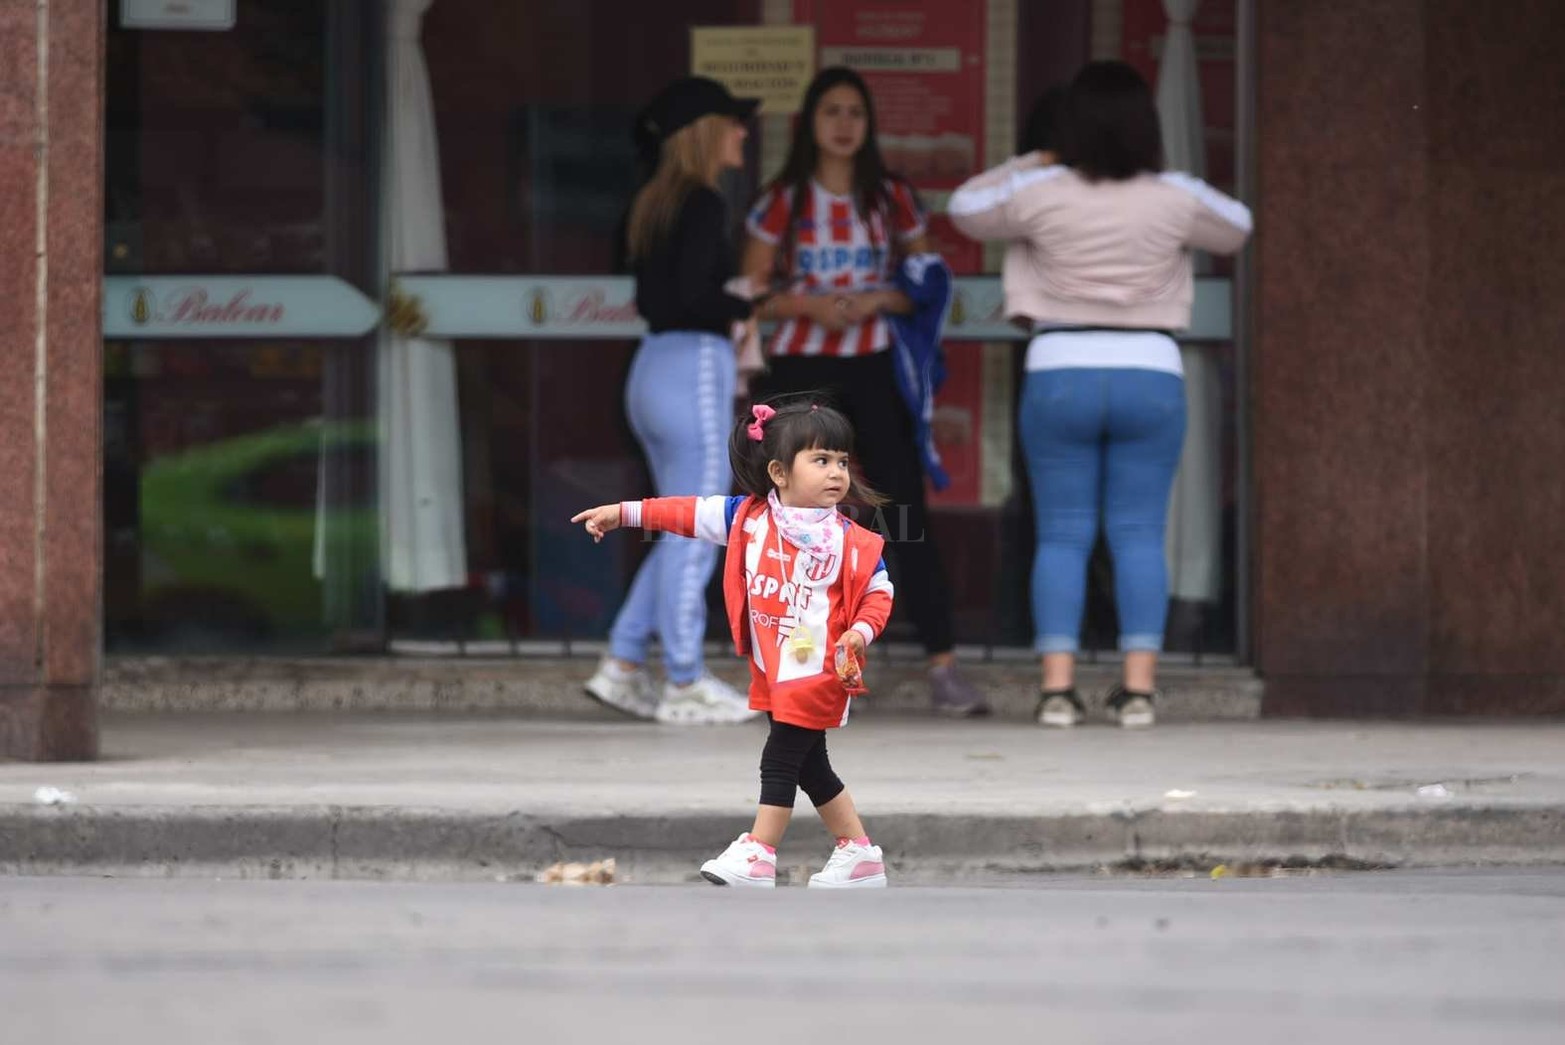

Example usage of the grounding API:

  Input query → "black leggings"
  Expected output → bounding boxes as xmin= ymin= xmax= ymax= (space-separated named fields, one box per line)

xmin=758 ymin=351 xmax=954 ymax=654
xmin=759 ymin=715 xmax=846 ymax=809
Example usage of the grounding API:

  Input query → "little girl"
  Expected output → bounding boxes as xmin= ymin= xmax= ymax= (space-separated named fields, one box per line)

xmin=571 ymin=399 xmax=894 ymax=889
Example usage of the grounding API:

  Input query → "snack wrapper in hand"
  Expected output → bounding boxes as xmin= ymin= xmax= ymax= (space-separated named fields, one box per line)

xmin=834 ymin=643 xmax=866 ymax=695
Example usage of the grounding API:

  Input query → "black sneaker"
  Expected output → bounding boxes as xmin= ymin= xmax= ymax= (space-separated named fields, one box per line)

xmin=1105 ymin=684 xmax=1158 ymax=728
xmin=1035 ymin=688 xmax=1084 ymax=728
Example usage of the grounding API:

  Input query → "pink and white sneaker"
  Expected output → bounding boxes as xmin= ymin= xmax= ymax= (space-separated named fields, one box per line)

xmin=699 ymin=833 xmax=777 ymax=888
xmin=807 ymin=837 xmax=888 ymax=889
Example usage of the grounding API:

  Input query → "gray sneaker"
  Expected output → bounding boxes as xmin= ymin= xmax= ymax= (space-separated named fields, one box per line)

xmin=930 ymin=665 xmax=990 ymax=718
xmin=583 ymin=657 xmax=658 ymax=720
xmin=655 ymin=673 xmax=761 ymax=725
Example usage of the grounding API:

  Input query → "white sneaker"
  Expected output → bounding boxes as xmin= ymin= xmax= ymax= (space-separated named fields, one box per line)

xmin=807 ymin=838 xmax=888 ymax=889
xmin=655 ymin=673 xmax=760 ymax=725
xmin=700 ymin=833 xmax=777 ymax=888
xmin=583 ymin=657 xmax=657 ymax=720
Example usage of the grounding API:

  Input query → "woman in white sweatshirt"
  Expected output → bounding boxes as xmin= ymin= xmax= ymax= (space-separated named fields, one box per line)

xmin=949 ymin=61 xmax=1252 ymax=729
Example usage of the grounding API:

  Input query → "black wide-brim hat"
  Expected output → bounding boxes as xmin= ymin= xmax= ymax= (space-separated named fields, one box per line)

xmin=633 ymin=76 xmax=760 ymax=160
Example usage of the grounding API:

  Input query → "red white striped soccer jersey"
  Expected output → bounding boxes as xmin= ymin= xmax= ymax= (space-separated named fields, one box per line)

xmin=746 ymin=179 xmax=926 ymax=358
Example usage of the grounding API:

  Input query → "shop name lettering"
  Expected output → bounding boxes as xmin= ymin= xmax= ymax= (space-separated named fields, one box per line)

xmin=133 ymin=287 xmax=284 ymax=326
xmin=826 ymin=49 xmax=945 ymax=70
xmin=534 ymin=288 xmax=639 ymax=325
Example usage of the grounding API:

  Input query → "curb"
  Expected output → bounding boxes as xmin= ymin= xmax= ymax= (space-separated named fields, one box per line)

xmin=101 ymin=656 xmax=1264 ymax=719
xmin=3 ymin=804 xmax=1562 ymax=884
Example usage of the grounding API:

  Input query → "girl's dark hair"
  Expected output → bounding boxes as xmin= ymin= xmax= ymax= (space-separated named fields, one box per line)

xmin=764 ymin=67 xmax=914 ymax=287
xmin=1057 ymin=61 xmax=1163 ymax=181
xmin=1021 ymin=84 xmax=1068 ymax=155
xmin=729 ymin=396 xmax=887 ymax=506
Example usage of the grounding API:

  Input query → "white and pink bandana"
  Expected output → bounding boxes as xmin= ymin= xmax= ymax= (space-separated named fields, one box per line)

xmin=766 ymin=490 xmax=844 ymax=568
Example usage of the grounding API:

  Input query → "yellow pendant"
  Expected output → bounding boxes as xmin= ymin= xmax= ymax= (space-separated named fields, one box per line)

xmin=787 ymin=625 xmax=816 ymax=663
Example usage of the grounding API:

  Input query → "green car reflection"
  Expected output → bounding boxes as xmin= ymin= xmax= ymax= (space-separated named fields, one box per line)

xmin=138 ymin=420 xmax=376 ymax=645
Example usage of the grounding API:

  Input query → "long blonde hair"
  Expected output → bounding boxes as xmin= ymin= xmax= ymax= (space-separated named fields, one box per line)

xmin=626 ymin=114 xmax=730 ymax=262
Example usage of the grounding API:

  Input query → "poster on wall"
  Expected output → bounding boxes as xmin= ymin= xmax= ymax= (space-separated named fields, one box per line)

xmin=691 ymin=26 xmax=816 ymax=115
xmin=798 ymin=0 xmax=986 ymax=275
xmin=794 ymin=0 xmax=991 ymax=505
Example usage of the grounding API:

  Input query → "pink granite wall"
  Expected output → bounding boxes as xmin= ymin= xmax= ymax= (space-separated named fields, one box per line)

xmin=1254 ymin=0 xmax=1565 ymax=715
xmin=0 ymin=0 xmax=102 ymax=759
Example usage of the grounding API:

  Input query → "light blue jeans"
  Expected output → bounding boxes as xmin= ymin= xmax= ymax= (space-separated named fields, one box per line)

xmin=608 ymin=332 xmax=735 ymax=683
xmin=1020 ymin=367 xmax=1186 ymax=654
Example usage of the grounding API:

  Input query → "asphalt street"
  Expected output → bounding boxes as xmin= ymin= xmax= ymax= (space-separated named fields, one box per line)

xmin=3 ymin=870 xmax=1562 ymax=1044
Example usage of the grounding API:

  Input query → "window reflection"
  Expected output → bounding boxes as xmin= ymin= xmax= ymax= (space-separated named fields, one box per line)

xmin=103 ymin=0 xmax=1244 ymax=659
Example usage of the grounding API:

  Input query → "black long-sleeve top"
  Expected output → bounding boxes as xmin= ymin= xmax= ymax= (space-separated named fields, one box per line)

xmin=633 ymin=187 xmax=752 ymax=336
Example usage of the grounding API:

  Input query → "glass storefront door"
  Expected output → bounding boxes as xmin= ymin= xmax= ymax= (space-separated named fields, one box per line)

xmin=105 ymin=2 xmax=384 ymax=653
xmin=104 ymin=0 xmax=1247 ymax=661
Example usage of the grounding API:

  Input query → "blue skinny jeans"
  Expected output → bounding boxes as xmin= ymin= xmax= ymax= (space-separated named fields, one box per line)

xmin=1019 ymin=367 xmax=1186 ymax=654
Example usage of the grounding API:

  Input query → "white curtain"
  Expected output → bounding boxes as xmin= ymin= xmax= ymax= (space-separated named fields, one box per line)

xmin=1156 ymin=0 xmax=1222 ymax=604
xmin=378 ymin=0 xmax=467 ymax=591
xmin=1156 ymin=0 xmax=1205 ymax=187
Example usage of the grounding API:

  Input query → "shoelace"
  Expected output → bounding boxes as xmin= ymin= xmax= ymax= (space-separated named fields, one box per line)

xmin=827 ymin=841 xmax=866 ymax=868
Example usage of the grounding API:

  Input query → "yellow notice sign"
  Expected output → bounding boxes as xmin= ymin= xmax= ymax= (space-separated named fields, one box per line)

xmin=691 ymin=26 xmax=816 ymax=115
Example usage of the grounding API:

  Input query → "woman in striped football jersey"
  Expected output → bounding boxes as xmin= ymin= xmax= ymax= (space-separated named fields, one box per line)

xmin=743 ymin=67 xmax=988 ymax=718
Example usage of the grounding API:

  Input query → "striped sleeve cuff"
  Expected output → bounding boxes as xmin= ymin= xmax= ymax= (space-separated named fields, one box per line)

xmin=1159 ymin=171 xmax=1254 ymax=232
xmin=620 ymin=501 xmax=641 ymax=527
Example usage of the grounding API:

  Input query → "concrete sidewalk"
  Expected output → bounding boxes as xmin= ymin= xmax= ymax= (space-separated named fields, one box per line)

xmin=2 ymin=713 xmax=1563 ymax=884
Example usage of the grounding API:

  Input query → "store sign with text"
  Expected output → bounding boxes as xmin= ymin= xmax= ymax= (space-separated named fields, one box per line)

xmin=119 ymin=0 xmax=236 ymax=31
xmin=103 ymin=277 xmax=380 ymax=339
xmin=397 ymin=277 xmax=647 ymax=339
xmin=691 ymin=26 xmax=816 ymax=115
xmin=103 ymin=275 xmax=1233 ymax=342
xmin=398 ymin=276 xmax=1232 ymax=342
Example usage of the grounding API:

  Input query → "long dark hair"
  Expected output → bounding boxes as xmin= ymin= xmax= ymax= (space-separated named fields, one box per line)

xmin=1057 ymin=61 xmax=1163 ymax=181
xmin=764 ymin=67 xmax=908 ymax=285
xmin=729 ymin=396 xmax=886 ymax=506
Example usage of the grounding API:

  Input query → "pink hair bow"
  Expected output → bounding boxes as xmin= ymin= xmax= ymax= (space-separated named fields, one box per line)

xmin=746 ymin=404 xmax=776 ymax=442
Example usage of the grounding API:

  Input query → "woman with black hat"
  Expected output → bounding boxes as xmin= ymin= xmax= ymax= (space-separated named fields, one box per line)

xmin=583 ymin=76 xmax=762 ymax=725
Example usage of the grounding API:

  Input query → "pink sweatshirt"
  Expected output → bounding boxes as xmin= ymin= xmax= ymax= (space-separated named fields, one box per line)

xmin=948 ymin=155 xmax=1252 ymax=331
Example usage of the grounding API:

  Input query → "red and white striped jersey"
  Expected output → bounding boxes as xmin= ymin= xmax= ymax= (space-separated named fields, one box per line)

xmin=746 ymin=179 xmax=926 ymax=358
